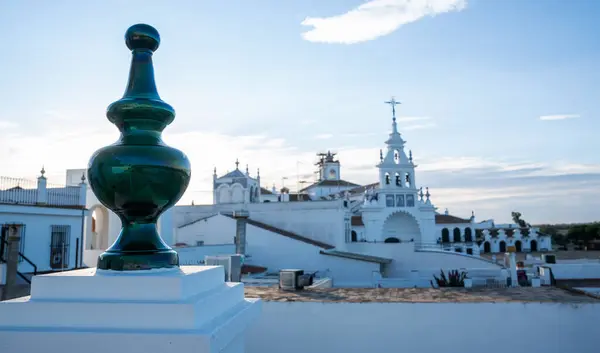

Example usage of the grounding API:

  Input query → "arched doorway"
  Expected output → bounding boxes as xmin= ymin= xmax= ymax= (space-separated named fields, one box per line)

xmin=384 ymin=237 xmax=400 ymax=243
xmin=530 ymin=239 xmax=538 ymax=252
xmin=515 ymin=240 xmax=522 ymax=252
xmin=441 ymin=228 xmax=450 ymax=243
xmin=483 ymin=241 xmax=491 ymax=253
xmin=88 ymin=205 xmax=109 ymax=250
xmin=382 ymin=211 xmax=420 ymax=243
xmin=499 ymin=241 xmax=506 ymax=253
xmin=351 ymin=231 xmax=357 ymax=242
xmin=464 ymin=227 xmax=473 ymax=242
xmin=453 ymin=227 xmax=461 ymax=242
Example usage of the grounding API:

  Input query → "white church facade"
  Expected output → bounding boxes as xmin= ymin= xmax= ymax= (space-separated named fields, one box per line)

xmin=173 ymin=99 xmax=552 ymax=286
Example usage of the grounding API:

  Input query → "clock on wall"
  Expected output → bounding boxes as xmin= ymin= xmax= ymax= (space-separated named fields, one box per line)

xmin=328 ymin=168 xmax=337 ymax=179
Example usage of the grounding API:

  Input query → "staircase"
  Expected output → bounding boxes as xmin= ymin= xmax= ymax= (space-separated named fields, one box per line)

xmin=221 ymin=213 xmax=335 ymax=249
xmin=0 ymin=235 xmax=38 ymax=285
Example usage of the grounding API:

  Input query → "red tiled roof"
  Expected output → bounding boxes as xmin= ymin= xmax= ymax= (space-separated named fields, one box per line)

xmin=260 ymin=187 xmax=273 ymax=195
xmin=435 ymin=214 xmax=471 ymax=224
xmin=299 ymin=179 xmax=360 ymax=192
xmin=351 ymin=215 xmax=364 ymax=226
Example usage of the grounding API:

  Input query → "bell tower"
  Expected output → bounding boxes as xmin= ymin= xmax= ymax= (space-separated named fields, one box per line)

xmin=377 ymin=97 xmax=418 ymax=198
xmin=316 ymin=151 xmax=341 ymax=181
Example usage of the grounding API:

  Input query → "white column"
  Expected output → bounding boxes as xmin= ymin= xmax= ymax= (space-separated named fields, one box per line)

xmin=36 ymin=176 xmax=47 ymax=204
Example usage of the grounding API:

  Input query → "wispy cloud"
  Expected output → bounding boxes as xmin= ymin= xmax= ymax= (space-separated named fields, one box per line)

xmin=539 ymin=114 xmax=580 ymax=121
xmin=314 ymin=133 xmax=333 ymax=140
xmin=301 ymin=0 xmax=468 ymax=44
xmin=0 ymin=121 xmax=18 ymax=129
xmin=396 ymin=116 xmax=431 ymax=123
xmin=404 ymin=122 xmax=437 ymax=130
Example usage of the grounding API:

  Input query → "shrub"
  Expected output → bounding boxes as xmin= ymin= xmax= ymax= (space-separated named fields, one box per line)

xmin=431 ymin=269 xmax=468 ymax=288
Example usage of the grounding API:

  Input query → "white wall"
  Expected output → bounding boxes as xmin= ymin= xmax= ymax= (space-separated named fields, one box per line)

xmin=0 ymin=204 xmax=87 ymax=273
xmin=177 ymin=244 xmax=235 ymax=265
xmin=175 ymin=200 xmax=348 ymax=247
xmin=344 ymin=243 xmax=501 ymax=278
xmin=247 ymin=301 xmax=600 ymax=353
xmin=545 ymin=263 xmax=600 ymax=280
xmin=177 ymin=214 xmax=380 ymax=286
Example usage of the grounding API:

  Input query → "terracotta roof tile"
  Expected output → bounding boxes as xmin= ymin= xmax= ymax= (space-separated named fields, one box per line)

xmin=351 ymin=215 xmax=364 ymax=226
xmin=435 ymin=214 xmax=471 ymax=224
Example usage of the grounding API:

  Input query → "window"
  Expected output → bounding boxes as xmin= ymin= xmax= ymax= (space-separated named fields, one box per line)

xmin=406 ymin=194 xmax=415 ymax=207
xmin=196 ymin=241 xmax=204 ymax=246
xmin=395 ymin=173 xmax=401 ymax=186
xmin=385 ymin=194 xmax=395 ymax=207
xmin=50 ymin=225 xmax=71 ymax=269
xmin=351 ymin=231 xmax=357 ymax=242
xmin=394 ymin=150 xmax=400 ymax=164
xmin=385 ymin=173 xmax=390 ymax=185
xmin=395 ymin=194 xmax=405 ymax=207
xmin=0 ymin=224 xmax=26 ymax=262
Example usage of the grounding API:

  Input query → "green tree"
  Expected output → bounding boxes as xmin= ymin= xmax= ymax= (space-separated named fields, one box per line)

xmin=511 ymin=211 xmax=529 ymax=228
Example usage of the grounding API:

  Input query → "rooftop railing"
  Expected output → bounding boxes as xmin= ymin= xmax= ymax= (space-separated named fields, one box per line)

xmin=0 ymin=176 xmax=86 ymax=207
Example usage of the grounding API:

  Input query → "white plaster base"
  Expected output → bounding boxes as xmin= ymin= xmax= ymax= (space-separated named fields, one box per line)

xmin=0 ymin=266 xmax=261 ymax=353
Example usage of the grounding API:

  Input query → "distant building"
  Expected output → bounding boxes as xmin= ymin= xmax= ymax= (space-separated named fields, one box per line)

xmin=0 ymin=167 xmax=88 ymax=283
xmin=174 ymin=99 xmax=550 ymax=285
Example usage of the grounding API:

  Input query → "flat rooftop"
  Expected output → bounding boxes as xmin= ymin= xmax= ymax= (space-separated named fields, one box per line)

xmin=244 ymin=286 xmax=600 ymax=303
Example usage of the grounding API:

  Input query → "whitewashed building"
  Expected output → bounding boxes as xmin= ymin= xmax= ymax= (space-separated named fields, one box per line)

xmin=0 ymin=168 xmax=88 ymax=283
xmin=173 ymin=100 xmax=549 ymax=286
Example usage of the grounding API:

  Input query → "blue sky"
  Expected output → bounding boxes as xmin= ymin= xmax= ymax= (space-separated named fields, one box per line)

xmin=0 ymin=0 xmax=599 ymax=224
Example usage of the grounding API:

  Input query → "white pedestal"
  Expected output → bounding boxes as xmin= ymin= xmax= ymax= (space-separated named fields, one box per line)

xmin=0 ymin=266 xmax=261 ymax=353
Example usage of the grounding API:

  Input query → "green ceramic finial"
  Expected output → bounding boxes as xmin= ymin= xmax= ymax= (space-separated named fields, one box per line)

xmin=88 ymin=24 xmax=192 ymax=271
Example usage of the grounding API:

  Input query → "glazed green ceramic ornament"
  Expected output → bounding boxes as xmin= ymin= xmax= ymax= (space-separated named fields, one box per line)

xmin=88 ymin=24 xmax=191 ymax=271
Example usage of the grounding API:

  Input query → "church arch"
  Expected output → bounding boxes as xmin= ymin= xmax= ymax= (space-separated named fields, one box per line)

xmin=464 ymin=227 xmax=473 ymax=242
xmin=530 ymin=239 xmax=538 ymax=252
xmin=483 ymin=241 xmax=491 ymax=253
xmin=499 ymin=240 xmax=506 ymax=253
xmin=441 ymin=228 xmax=450 ymax=243
xmin=381 ymin=211 xmax=420 ymax=243
xmin=453 ymin=227 xmax=461 ymax=242
xmin=216 ymin=184 xmax=231 ymax=204
xmin=515 ymin=240 xmax=522 ymax=252
xmin=384 ymin=237 xmax=400 ymax=243
xmin=230 ymin=184 xmax=244 ymax=203
xmin=88 ymin=204 xmax=109 ymax=250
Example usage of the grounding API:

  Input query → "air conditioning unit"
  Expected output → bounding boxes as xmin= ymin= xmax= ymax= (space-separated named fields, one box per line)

xmin=205 ymin=254 xmax=243 ymax=282
xmin=279 ymin=269 xmax=315 ymax=291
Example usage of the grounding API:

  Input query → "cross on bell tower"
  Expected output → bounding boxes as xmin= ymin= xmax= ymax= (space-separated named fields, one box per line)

xmin=384 ymin=97 xmax=401 ymax=123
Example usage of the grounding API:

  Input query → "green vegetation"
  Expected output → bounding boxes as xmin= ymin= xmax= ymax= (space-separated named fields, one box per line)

xmin=431 ymin=269 xmax=468 ymax=288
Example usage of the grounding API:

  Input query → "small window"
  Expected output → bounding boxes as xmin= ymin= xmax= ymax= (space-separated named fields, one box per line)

xmin=395 ymin=194 xmax=405 ymax=207
xmin=50 ymin=225 xmax=71 ymax=269
xmin=385 ymin=173 xmax=391 ymax=185
xmin=385 ymin=194 xmax=395 ymax=207
xmin=406 ymin=194 xmax=415 ymax=207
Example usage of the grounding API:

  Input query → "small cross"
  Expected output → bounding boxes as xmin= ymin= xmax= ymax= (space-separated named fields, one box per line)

xmin=384 ymin=97 xmax=401 ymax=122
xmin=235 ymin=158 xmax=239 ymax=169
